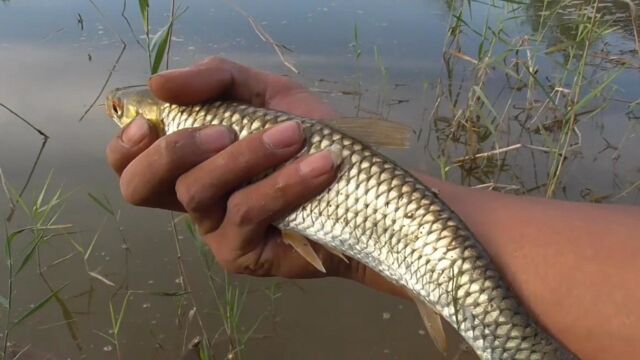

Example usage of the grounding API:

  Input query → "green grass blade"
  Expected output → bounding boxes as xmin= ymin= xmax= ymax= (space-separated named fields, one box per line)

xmin=5 ymin=223 xmax=13 ymax=270
xmin=34 ymin=171 xmax=53 ymax=214
xmin=199 ymin=345 xmax=208 ymax=360
xmin=11 ymin=282 xmax=69 ymax=329
xmin=145 ymin=290 xmax=191 ymax=297
xmin=52 ymin=292 xmax=82 ymax=350
xmin=150 ymin=23 xmax=173 ymax=75
xmin=68 ymin=238 xmax=85 ymax=254
xmin=15 ymin=233 xmax=45 ymax=274
xmin=94 ymin=330 xmax=115 ymax=344
xmin=522 ymin=64 xmax=556 ymax=107
xmin=149 ymin=5 xmax=187 ymax=76
xmin=85 ymin=218 xmax=106 ymax=261
xmin=114 ymin=292 xmax=131 ymax=334
xmin=566 ymin=69 xmax=623 ymax=118
xmin=0 ymin=295 xmax=8 ymax=309
xmin=473 ymin=86 xmax=499 ymax=121
xmin=138 ymin=0 xmax=149 ymax=32
xmin=87 ymin=193 xmax=114 ymax=216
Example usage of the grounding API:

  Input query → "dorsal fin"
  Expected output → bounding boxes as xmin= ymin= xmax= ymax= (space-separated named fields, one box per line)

xmin=326 ymin=117 xmax=412 ymax=149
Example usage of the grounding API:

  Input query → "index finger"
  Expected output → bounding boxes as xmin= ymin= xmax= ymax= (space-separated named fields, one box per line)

xmin=148 ymin=57 xmax=337 ymax=119
xmin=149 ymin=57 xmax=295 ymax=105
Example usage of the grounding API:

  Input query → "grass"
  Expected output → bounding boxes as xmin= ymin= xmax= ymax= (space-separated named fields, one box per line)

xmin=0 ymin=173 xmax=75 ymax=358
xmin=137 ymin=0 xmax=186 ymax=75
xmin=0 ymin=171 xmax=271 ymax=359
xmin=414 ymin=0 xmax=637 ymax=199
xmin=181 ymin=217 xmax=267 ymax=360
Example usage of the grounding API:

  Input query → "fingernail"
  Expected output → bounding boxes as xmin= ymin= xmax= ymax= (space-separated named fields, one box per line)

xmin=122 ymin=117 xmax=149 ymax=146
xmin=263 ymin=121 xmax=303 ymax=150
xmin=196 ymin=126 xmax=236 ymax=152
xmin=299 ymin=145 xmax=342 ymax=178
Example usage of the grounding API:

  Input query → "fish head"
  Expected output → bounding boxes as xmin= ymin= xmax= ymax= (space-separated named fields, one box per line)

xmin=106 ymin=86 xmax=166 ymax=134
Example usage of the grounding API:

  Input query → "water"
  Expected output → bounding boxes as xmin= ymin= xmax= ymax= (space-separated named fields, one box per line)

xmin=0 ymin=0 xmax=639 ymax=359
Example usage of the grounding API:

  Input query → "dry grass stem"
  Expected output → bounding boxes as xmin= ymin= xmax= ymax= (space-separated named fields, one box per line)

xmin=224 ymin=0 xmax=299 ymax=74
xmin=79 ymin=0 xmax=127 ymax=122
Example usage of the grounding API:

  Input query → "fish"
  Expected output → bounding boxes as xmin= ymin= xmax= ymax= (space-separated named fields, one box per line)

xmin=106 ymin=86 xmax=577 ymax=360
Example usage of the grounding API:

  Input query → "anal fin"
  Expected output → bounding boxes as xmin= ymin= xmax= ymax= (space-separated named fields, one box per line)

xmin=281 ymin=229 xmax=326 ymax=273
xmin=412 ymin=295 xmax=448 ymax=355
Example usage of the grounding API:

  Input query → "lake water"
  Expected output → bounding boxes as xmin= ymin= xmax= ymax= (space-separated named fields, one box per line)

xmin=1 ymin=0 xmax=639 ymax=359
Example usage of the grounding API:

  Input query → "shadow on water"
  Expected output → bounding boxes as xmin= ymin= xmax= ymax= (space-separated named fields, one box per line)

xmin=0 ymin=0 xmax=639 ymax=359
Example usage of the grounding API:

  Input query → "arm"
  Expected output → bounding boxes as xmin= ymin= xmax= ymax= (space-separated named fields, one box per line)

xmin=106 ymin=57 xmax=640 ymax=360
xmin=419 ymin=176 xmax=640 ymax=360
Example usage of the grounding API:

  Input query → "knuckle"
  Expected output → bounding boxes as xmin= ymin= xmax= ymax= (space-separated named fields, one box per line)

xmin=226 ymin=193 xmax=255 ymax=227
xmin=175 ymin=176 xmax=201 ymax=212
xmin=155 ymin=130 xmax=193 ymax=169
xmin=157 ymin=133 xmax=181 ymax=158
xmin=202 ymin=56 xmax=230 ymax=68
xmin=265 ymin=179 xmax=288 ymax=210
xmin=274 ymin=171 xmax=294 ymax=195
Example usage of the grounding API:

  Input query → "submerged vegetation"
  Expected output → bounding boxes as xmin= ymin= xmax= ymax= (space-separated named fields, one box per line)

xmin=418 ymin=0 xmax=640 ymax=201
xmin=0 ymin=0 xmax=639 ymax=358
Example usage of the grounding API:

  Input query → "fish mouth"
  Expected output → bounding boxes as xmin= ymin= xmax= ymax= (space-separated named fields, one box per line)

xmin=105 ymin=85 xmax=149 ymax=127
xmin=105 ymin=93 xmax=116 ymax=119
xmin=105 ymin=93 xmax=124 ymax=124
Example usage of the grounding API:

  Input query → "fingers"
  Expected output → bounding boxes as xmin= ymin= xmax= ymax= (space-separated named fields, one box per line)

xmin=106 ymin=117 xmax=159 ymax=175
xmin=119 ymin=125 xmax=236 ymax=209
xmin=149 ymin=57 xmax=277 ymax=106
xmin=148 ymin=58 xmax=235 ymax=106
xmin=175 ymin=121 xmax=305 ymax=233
xmin=208 ymin=149 xmax=340 ymax=273
xmin=148 ymin=57 xmax=338 ymax=119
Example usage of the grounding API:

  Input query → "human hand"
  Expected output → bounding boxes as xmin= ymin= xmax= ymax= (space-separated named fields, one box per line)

xmin=106 ymin=57 xmax=407 ymax=297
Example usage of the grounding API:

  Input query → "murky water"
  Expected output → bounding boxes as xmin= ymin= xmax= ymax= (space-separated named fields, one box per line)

xmin=1 ymin=0 xmax=639 ymax=359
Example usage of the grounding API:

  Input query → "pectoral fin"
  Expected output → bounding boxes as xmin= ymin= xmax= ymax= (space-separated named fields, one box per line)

xmin=412 ymin=296 xmax=448 ymax=355
xmin=281 ymin=229 xmax=326 ymax=273
xmin=326 ymin=117 xmax=412 ymax=149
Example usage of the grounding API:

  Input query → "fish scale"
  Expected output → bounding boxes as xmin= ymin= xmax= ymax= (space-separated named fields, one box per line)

xmin=107 ymin=88 xmax=577 ymax=360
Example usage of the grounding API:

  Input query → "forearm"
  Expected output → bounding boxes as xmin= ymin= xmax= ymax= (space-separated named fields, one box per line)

xmin=347 ymin=173 xmax=640 ymax=359
xmin=377 ymin=173 xmax=640 ymax=358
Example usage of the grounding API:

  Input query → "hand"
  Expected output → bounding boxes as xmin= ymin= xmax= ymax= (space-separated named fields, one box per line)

xmin=106 ymin=57 xmax=407 ymax=297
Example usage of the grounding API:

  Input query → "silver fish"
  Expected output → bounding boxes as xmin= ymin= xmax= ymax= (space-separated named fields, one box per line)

xmin=106 ymin=86 xmax=576 ymax=360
